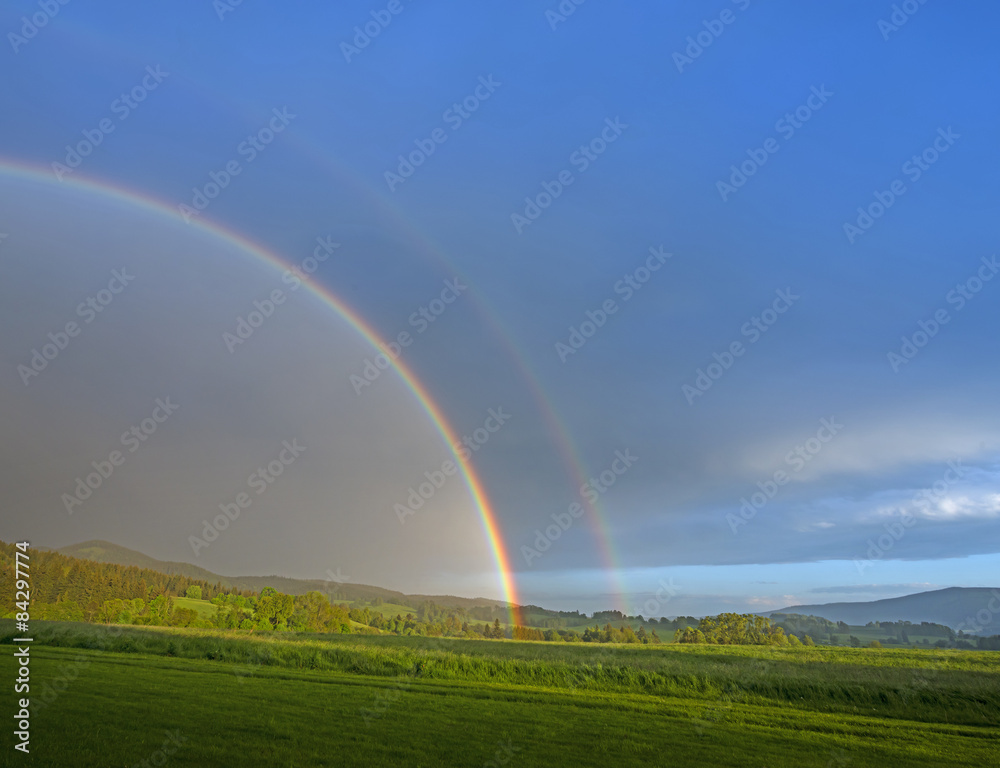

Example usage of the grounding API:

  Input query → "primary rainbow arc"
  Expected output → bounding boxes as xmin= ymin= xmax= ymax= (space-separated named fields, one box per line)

xmin=0 ymin=161 xmax=522 ymax=626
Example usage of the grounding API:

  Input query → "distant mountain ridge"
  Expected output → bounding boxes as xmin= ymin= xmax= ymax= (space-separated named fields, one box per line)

xmin=55 ymin=541 xmax=1000 ymax=632
xmin=55 ymin=540 xmax=511 ymax=612
xmin=767 ymin=587 xmax=1000 ymax=635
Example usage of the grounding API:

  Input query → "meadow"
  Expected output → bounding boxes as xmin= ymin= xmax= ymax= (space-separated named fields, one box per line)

xmin=4 ymin=620 xmax=998 ymax=767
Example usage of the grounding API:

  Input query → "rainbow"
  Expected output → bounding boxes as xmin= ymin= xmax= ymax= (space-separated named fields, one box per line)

xmin=284 ymin=139 xmax=632 ymax=616
xmin=390 ymin=229 xmax=633 ymax=616
xmin=26 ymin=0 xmax=629 ymax=622
xmin=0 ymin=161 xmax=523 ymax=626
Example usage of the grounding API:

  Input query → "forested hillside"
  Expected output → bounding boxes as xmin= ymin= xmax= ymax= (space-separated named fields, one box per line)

xmin=7 ymin=541 xmax=1000 ymax=649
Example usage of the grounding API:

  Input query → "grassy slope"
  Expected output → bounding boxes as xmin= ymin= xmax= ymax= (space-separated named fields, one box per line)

xmin=171 ymin=597 xmax=217 ymax=619
xmin=4 ymin=621 xmax=999 ymax=766
xmin=13 ymin=646 xmax=998 ymax=768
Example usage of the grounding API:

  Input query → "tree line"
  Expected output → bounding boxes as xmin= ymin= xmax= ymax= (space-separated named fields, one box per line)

xmin=0 ymin=541 xmax=248 ymax=622
xmin=5 ymin=542 xmax=1000 ymax=649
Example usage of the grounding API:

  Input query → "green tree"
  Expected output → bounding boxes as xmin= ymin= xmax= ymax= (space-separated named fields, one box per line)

xmin=676 ymin=627 xmax=707 ymax=644
xmin=255 ymin=590 xmax=295 ymax=630
xmin=185 ymin=585 xmax=202 ymax=600
xmin=169 ymin=607 xmax=198 ymax=627
xmin=147 ymin=595 xmax=171 ymax=625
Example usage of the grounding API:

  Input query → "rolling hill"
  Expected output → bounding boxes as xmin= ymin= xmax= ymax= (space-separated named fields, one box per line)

xmin=768 ymin=587 xmax=1000 ymax=635
xmin=55 ymin=540 xmax=512 ymax=612
xmin=54 ymin=541 xmax=1000 ymax=634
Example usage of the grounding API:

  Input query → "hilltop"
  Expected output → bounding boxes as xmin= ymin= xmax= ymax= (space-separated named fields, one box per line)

xmin=768 ymin=587 xmax=1000 ymax=635
xmin=54 ymin=540 xmax=511 ymax=612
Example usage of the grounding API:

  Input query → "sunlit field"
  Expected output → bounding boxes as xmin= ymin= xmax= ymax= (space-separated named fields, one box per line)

xmin=5 ymin=621 xmax=998 ymax=767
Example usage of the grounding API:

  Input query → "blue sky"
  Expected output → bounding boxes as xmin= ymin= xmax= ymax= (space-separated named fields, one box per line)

xmin=1 ymin=0 xmax=999 ymax=615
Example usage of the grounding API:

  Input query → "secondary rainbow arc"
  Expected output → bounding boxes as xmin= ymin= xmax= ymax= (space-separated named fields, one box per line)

xmin=286 ymin=141 xmax=633 ymax=616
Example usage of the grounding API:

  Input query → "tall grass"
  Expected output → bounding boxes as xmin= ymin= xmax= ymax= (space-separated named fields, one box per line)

xmin=4 ymin=620 xmax=998 ymax=727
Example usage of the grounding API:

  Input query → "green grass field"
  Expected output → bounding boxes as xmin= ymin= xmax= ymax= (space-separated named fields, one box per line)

xmin=4 ymin=621 xmax=998 ymax=767
xmin=171 ymin=597 xmax=218 ymax=620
